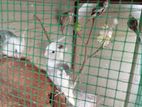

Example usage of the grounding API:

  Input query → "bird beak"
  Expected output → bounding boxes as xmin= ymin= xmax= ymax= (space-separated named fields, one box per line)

xmin=44 ymin=51 xmax=47 ymax=57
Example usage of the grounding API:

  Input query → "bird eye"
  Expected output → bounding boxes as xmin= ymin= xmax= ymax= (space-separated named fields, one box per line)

xmin=58 ymin=45 xmax=64 ymax=49
xmin=15 ymin=49 xmax=18 ymax=53
xmin=52 ymin=51 xmax=55 ymax=53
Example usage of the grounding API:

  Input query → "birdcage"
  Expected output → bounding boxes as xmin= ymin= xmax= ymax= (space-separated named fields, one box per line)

xmin=0 ymin=0 xmax=142 ymax=107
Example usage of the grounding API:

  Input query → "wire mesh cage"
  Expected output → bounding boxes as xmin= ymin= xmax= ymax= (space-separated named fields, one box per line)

xmin=0 ymin=0 xmax=142 ymax=107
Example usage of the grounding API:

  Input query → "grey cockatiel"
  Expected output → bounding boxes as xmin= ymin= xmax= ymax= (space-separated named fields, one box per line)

xmin=0 ymin=30 xmax=25 ymax=58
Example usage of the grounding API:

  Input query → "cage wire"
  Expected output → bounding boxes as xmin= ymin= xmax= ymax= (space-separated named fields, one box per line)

xmin=136 ymin=5 xmax=142 ymax=107
xmin=0 ymin=0 xmax=142 ymax=107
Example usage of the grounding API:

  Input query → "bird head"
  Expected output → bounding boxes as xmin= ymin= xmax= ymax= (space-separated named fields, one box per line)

xmin=2 ymin=37 xmax=25 ymax=58
xmin=44 ymin=36 xmax=67 ymax=67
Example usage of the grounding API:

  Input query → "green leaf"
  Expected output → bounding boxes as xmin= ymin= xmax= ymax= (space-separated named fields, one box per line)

xmin=74 ymin=22 xmax=81 ymax=32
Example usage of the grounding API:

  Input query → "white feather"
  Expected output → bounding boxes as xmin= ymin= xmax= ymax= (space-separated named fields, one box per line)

xmin=48 ymin=69 xmax=75 ymax=106
xmin=57 ymin=69 xmax=75 ymax=106
xmin=2 ymin=37 xmax=25 ymax=58
xmin=78 ymin=3 xmax=96 ymax=19
xmin=44 ymin=36 xmax=67 ymax=69
xmin=45 ymin=37 xmax=75 ymax=105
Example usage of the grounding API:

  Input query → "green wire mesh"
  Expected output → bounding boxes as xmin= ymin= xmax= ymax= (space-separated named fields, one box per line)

xmin=0 ymin=0 xmax=142 ymax=107
xmin=136 ymin=6 xmax=142 ymax=107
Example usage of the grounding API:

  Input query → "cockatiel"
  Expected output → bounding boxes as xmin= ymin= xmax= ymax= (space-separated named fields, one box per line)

xmin=44 ymin=36 xmax=67 ymax=69
xmin=44 ymin=37 xmax=75 ymax=106
xmin=127 ymin=15 xmax=140 ymax=41
xmin=0 ymin=30 xmax=25 ymax=58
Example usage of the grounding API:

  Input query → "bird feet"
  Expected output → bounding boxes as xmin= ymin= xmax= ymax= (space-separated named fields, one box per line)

xmin=54 ymin=90 xmax=64 ymax=97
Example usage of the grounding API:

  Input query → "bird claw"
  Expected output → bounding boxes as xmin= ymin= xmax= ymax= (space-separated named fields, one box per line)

xmin=54 ymin=90 xmax=64 ymax=97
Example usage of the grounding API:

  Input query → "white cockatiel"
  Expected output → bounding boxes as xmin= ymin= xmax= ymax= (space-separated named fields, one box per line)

xmin=0 ymin=30 xmax=25 ymax=58
xmin=44 ymin=36 xmax=67 ymax=69
xmin=44 ymin=37 xmax=75 ymax=106
xmin=53 ymin=64 xmax=75 ymax=106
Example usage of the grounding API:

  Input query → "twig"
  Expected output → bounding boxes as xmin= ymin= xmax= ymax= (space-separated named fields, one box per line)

xmin=28 ymin=25 xmax=49 ymax=31
xmin=0 ymin=17 xmax=50 ymax=24
xmin=57 ymin=10 xmax=72 ymax=35
xmin=88 ymin=20 xmax=95 ymax=41
xmin=76 ymin=31 xmax=82 ymax=38
xmin=88 ymin=41 xmax=105 ymax=58
xmin=73 ymin=18 xmax=95 ymax=88
xmin=79 ymin=19 xmax=95 ymax=70
xmin=58 ymin=11 xmax=82 ymax=39
xmin=33 ymin=14 xmax=51 ymax=43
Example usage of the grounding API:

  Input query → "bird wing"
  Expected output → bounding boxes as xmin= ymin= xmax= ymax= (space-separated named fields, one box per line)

xmin=0 ymin=30 xmax=17 ymax=44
